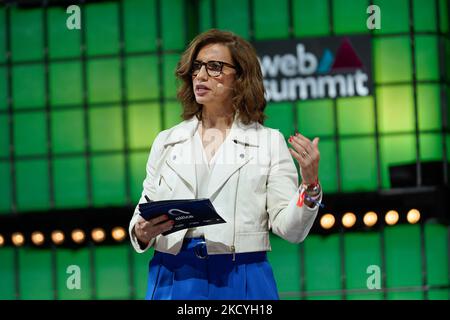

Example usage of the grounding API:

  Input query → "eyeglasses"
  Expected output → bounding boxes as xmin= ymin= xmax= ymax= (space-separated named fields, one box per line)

xmin=191 ymin=60 xmax=236 ymax=77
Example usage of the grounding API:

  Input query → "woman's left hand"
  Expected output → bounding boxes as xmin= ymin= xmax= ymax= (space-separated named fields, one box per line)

xmin=288 ymin=133 xmax=320 ymax=185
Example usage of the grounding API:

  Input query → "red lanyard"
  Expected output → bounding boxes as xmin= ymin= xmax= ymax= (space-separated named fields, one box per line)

xmin=296 ymin=185 xmax=307 ymax=207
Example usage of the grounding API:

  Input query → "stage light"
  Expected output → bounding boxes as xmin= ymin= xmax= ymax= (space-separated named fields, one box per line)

xmin=385 ymin=210 xmax=399 ymax=225
xmin=112 ymin=227 xmax=126 ymax=242
xmin=91 ymin=228 xmax=105 ymax=243
xmin=0 ymin=234 xmax=4 ymax=246
xmin=71 ymin=229 xmax=85 ymax=244
xmin=51 ymin=230 xmax=65 ymax=245
xmin=31 ymin=231 xmax=45 ymax=246
xmin=320 ymin=214 xmax=335 ymax=229
xmin=407 ymin=209 xmax=420 ymax=224
xmin=363 ymin=211 xmax=378 ymax=227
xmin=12 ymin=232 xmax=25 ymax=247
xmin=342 ymin=212 xmax=356 ymax=228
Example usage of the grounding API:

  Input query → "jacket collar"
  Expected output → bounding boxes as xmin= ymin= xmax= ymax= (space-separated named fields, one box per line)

xmin=163 ymin=116 xmax=198 ymax=147
xmin=163 ymin=112 xmax=260 ymax=148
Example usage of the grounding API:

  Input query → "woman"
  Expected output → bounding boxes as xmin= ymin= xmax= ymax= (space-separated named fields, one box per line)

xmin=129 ymin=29 xmax=322 ymax=300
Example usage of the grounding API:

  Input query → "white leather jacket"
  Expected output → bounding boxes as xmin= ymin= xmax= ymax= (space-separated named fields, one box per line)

xmin=129 ymin=114 xmax=321 ymax=255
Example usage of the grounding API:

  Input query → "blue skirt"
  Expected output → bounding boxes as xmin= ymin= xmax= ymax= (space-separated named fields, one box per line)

xmin=145 ymin=237 xmax=279 ymax=300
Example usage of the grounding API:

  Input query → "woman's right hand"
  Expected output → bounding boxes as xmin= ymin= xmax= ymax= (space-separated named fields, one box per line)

xmin=134 ymin=214 xmax=174 ymax=245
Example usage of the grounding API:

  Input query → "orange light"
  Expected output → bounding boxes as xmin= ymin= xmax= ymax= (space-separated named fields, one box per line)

xmin=363 ymin=211 xmax=378 ymax=227
xmin=12 ymin=232 xmax=25 ymax=247
xmin=111 ymin=227 xmax=126 ymax=242
xmin=51 ymin=230 xmax=65 ymax=245
xmin=91 ymin=228 xmax=105 ymax=243
xmin=407 ymin=209 xmax=420 ymax=224
xmin=71 ymin=229 xmax=85 ymax=244
xmin=342 ymin=212 xmax=356 ymax=228
xmin=385 ymin=210 xmax=399 ymax=226
xmin=0 ymin=234 xmax=4 ymax=246
xmin=31 ymin=231 xmax=45 ymax=246
xmin=320 ymin=214 xmax=335 ymax=230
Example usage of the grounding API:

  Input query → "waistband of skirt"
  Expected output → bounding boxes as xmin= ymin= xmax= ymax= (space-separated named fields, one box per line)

xmin=155 ymin=237 xmax=267 ymax=263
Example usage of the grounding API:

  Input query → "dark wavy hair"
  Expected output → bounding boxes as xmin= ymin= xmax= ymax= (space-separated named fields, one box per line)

xmin=175 ymin=29 xmax=267 ymax=125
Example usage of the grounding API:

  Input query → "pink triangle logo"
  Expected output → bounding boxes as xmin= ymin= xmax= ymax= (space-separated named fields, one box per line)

xmin=331 ymin=38 xmax=363 ymax=70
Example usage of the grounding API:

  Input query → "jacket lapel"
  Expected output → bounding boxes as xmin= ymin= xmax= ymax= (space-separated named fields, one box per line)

xmin=207 ymin=117 xmax=260 ymax=199
xmin=164 ymin=117 xmax=199 ymax=196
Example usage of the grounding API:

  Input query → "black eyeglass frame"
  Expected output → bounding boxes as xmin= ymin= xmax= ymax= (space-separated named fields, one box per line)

xmin=191 ymin=60 xmax=237 ymax=77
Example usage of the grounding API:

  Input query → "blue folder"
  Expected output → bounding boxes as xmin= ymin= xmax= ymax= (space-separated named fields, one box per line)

xmin=138 ymin=198 xmax=226 ymax=235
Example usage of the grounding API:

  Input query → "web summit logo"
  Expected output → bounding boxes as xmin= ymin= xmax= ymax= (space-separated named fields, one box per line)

xmin=255 ymin=36 xmax=373 ymax=102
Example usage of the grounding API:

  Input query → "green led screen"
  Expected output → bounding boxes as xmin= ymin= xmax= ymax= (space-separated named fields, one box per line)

xmin=0 ymin=0 xmax=449 ymax=300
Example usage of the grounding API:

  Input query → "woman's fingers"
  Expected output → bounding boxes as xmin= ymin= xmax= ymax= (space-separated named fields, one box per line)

xmin=312 ymin=137 xmax=320 ymax=147
xmin=146 ymin=219 xmax=174 ymax=238
xmin=288 ymin=147 xmax=303 ymax=163
xmin=294 ymin=133 xmax=319 ymax=157
xmin=288 ymin=132 xmax=320 ymax=184
xmin=155 ymin=220 xmax=175 ymax=235
xmin=295 ymin=139 xmax=312 ymax=158
xmin=149 ymin=214 xmax=170 ymax=226
xmin=289 ymin=136 xmax=312 ymax=162
xmin=295 ymin=133 xmax=320 ymax=158
xmin=292 ymin=134 xmax=320 ymax=161
xmin=294 ymin=133 xmax=314 ymax=153
xmin=136 ymin=216 xmax=174 ymax=242
xmin=311 ymin=137 xmax=320 ymax=160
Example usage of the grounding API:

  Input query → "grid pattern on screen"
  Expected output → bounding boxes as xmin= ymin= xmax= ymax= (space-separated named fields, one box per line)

xmin=0 ymin=0 xmax=187 ymax=214
xmin=0 ymin=0 xmax=449 ymax=212
xmin=0 ymin=0 xmax=449 ymax=301
xmin=200 ymin=0 xmax=450 ymax=193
